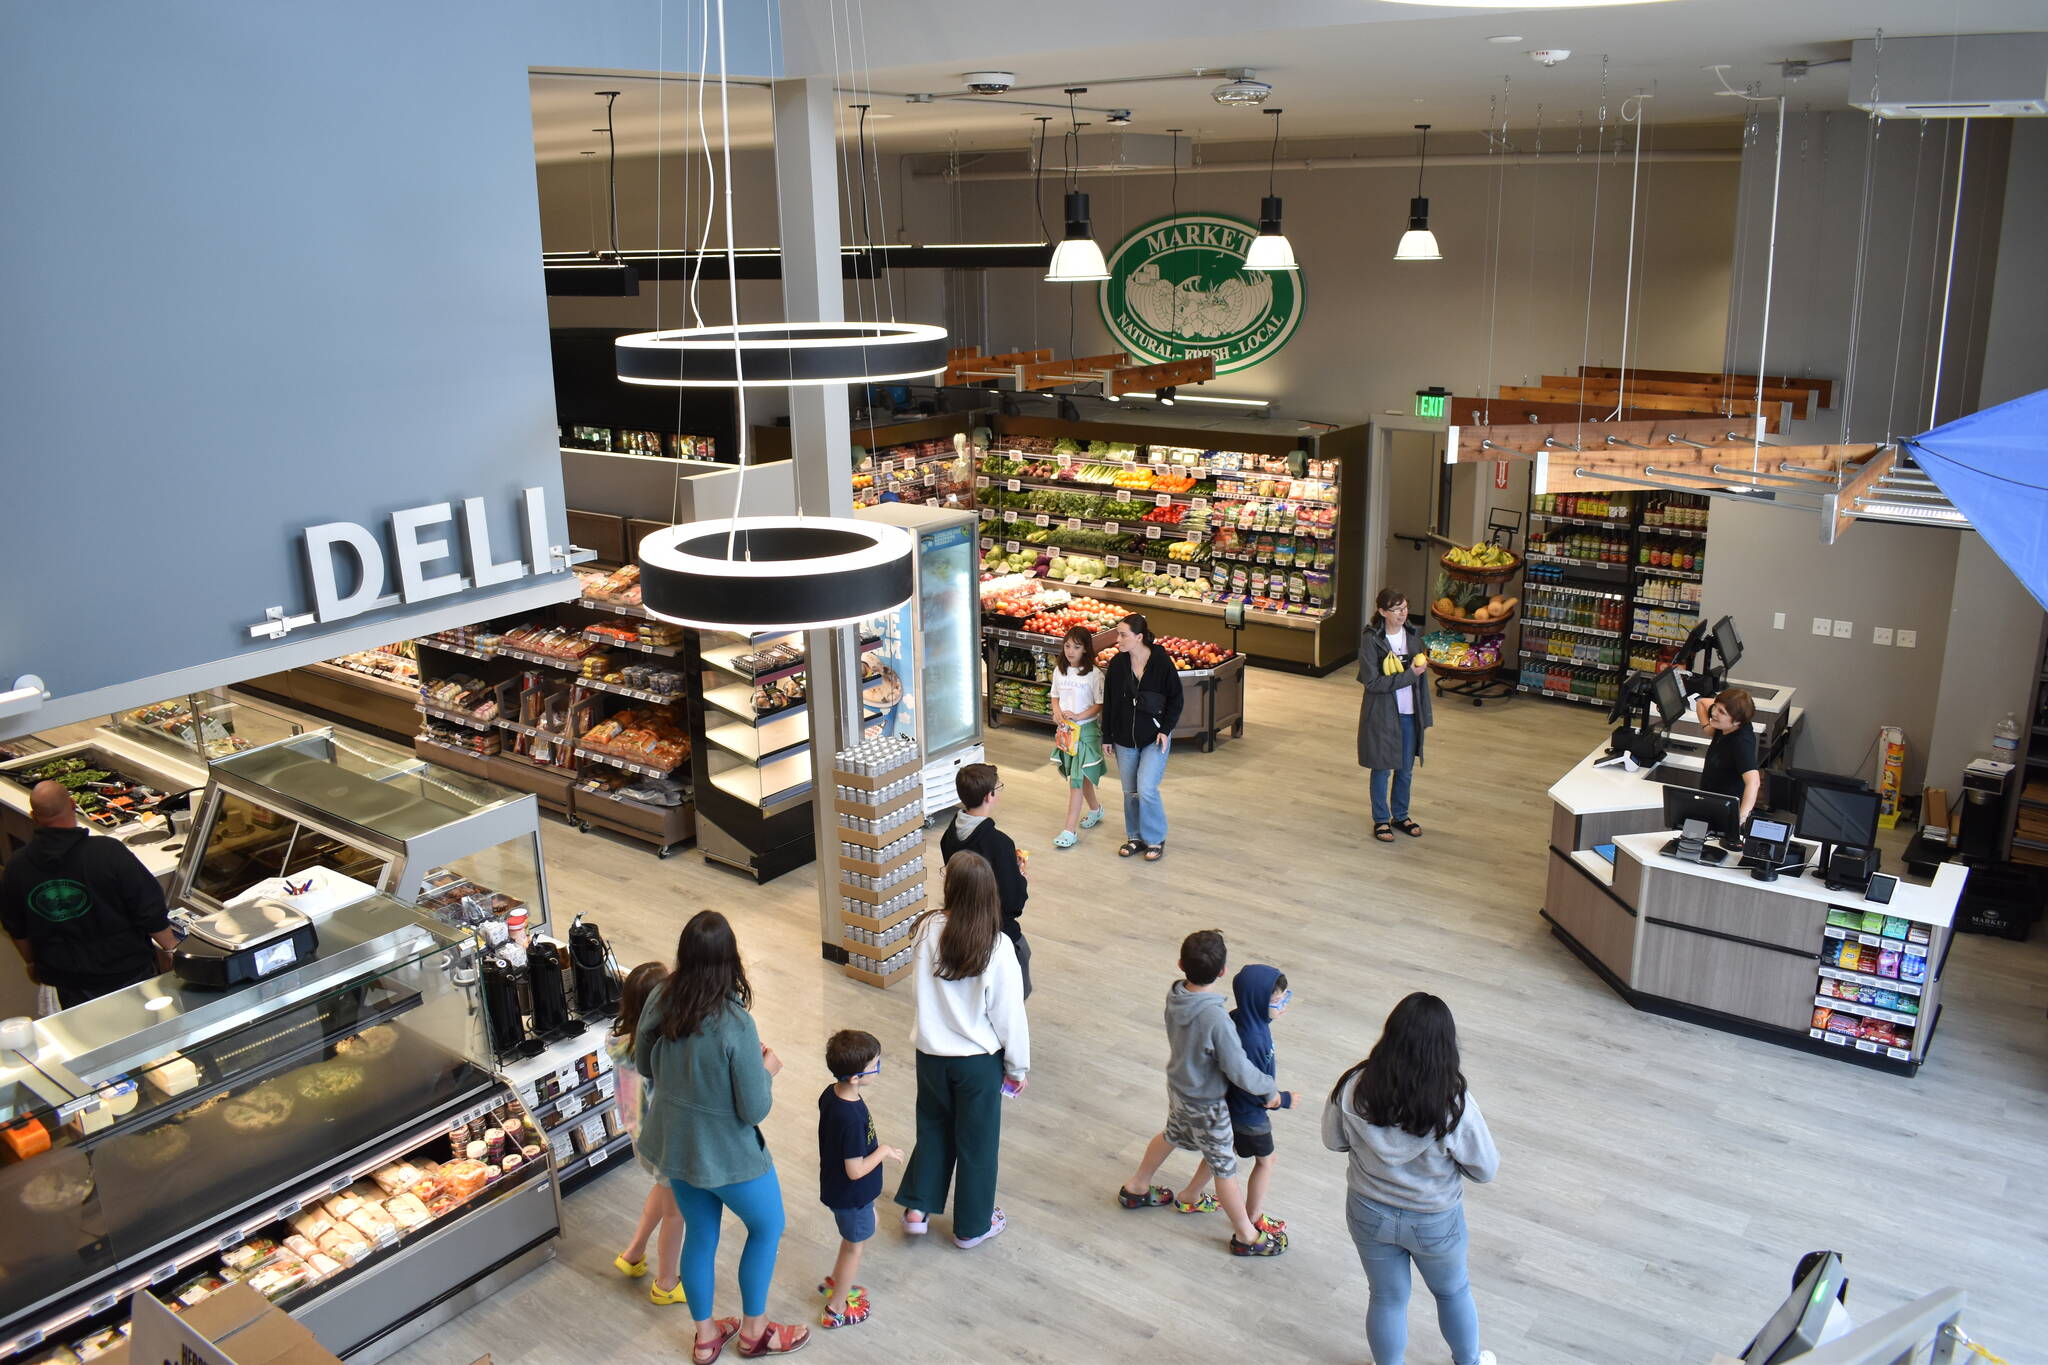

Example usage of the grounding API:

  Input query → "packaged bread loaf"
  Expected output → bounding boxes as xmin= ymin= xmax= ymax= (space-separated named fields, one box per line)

xmin=315 ymin=1226 xmax=372 ymax=1266
xmin=289 ymin=1209 xmax=337 ymax=1242
xmin=322 ymin=1191 xmax=362 ymax=1221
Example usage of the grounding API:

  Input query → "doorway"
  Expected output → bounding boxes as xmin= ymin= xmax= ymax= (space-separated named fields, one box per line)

xmin=1381 ymin=428 xmax=1446 ymax=618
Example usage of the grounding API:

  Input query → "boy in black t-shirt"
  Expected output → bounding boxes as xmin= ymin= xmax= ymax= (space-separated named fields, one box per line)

xmin=817 ymin=1029 xmax=903 ymax=1329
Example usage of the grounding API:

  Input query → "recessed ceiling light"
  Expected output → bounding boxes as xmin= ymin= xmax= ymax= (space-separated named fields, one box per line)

xmin=1487 ymin=35 xmax=1524 ymax=43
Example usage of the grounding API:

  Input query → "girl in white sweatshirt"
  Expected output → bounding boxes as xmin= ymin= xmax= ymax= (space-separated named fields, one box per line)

xmin=894 ymin=851 xmax=1031 ymax=1250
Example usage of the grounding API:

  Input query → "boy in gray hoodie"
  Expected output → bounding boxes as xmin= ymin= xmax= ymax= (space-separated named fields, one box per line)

xmin=1115 ymin=929 xmax=1287 ymax=1256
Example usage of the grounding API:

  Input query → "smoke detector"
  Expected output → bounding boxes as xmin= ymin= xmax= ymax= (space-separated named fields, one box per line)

xmin=962 ymin=71 xmax=1015 ymax=94
xmin=1527 ymin=49 xmax=1572 ymax=67
xmin=1211 ymin=71 xmax=1274 ymax=106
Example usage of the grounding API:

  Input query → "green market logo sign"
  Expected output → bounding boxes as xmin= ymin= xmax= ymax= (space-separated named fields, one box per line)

xmin=1098 ymin=212 xmax=1302 ymax=376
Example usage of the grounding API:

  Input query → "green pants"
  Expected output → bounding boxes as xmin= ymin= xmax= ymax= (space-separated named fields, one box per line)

xmin=895 ymin=1050 xmax=1005 ymax=1239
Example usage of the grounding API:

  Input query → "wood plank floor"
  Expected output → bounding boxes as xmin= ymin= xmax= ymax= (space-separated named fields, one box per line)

xmin=206 ymin=673 xmax=2048 ymax=1361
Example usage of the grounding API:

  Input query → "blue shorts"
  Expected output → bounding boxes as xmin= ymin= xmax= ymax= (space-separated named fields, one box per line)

xmin=831 ymin=1203 xmax=876 ymax=1243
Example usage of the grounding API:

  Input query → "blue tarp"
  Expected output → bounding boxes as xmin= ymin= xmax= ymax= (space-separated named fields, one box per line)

xmin=1904 ymin=388 xmax=2048 ymax=611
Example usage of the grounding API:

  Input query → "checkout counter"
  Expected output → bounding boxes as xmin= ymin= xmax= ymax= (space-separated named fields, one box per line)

xmin=1543 ymin=679 xmax=1965 ymax=1076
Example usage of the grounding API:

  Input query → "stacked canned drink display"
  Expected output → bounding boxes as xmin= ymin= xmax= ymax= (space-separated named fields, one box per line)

xmin=834 ymin=772 xmax=919 ymax=805
xmin=840 ymin=854 xmax=925 ymax=893
xmin=839 ymin=830 xmax=922 ymax=864
xmin=846 ymin=945 xmax=913 ymax=978
xmin=842 ymin=914 xmax=916 ymax=954
xmin=841 ymin=886 xmax=923 ymax=919
xmin=836 ymin=798 xmax=920 ymax=836
xmin=835 ymin=734 xmax=918 ymax=777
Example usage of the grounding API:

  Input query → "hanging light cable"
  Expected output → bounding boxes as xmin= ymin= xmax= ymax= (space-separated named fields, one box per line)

xmin=1046 ymin=86 xmax=1109 ymax=282
xmin=1395 ymin=123 xmax=1444 ymax=260
xmin=1243 ymin=107 xmax=1299 ymax=272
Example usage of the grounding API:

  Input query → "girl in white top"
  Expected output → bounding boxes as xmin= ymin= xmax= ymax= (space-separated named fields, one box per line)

xmin=1048 ymin=625 xmax=1107 ymax=849
xmin=896 ymin=851 xmax=1031 ymax=1249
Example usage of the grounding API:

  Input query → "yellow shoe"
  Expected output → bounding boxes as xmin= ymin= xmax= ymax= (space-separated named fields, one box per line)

xmin=649 ymin=1280 xmax=688 ymax=1306
xmin=614 ymin=1254 xmax=648 ymax=1278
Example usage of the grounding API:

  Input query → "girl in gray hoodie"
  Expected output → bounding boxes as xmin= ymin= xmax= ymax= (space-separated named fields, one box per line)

xmin=1323 ymin=992 xmax=1499 ymax=1365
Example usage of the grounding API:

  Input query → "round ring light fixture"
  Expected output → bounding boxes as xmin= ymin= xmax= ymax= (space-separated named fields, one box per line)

xmin=636 ymin=517 xmax=915 ymax=632
xmin=615 ymin=321 xmax=948 ymax=388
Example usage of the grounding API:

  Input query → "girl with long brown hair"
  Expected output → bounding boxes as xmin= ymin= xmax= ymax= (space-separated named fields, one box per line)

xmin=635 ymin=911 xmax=808 ymax=1360
xmin=894 ymin=851 xmax=1031 ymax=1249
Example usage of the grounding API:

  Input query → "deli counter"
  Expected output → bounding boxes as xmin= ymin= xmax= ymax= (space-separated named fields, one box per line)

xmin=0 ymin=898 xmax=561 ymax=1363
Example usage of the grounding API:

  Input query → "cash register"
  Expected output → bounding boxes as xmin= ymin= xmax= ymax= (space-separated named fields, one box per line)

xmin=1660 ymin=787 xmax=1741 ymax=865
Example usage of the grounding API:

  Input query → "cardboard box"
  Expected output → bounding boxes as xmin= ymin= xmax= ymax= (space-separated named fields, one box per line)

xmin=115 ymin=1283 xmax=342 ymax=1365
xmin=1921 ymin=786 xmax=1951 ymax=836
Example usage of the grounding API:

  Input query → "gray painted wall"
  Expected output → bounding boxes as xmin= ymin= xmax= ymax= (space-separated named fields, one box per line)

xmin=0 ymin=2 xmax=776 ymax=734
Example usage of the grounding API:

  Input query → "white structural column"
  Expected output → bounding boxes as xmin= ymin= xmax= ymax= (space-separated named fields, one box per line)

xmin=772 ymin=74 xmax=860 ymax=952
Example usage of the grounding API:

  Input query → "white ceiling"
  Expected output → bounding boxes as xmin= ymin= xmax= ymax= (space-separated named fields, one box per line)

xmin=532 ymin=0 xmax=2048 ymax=161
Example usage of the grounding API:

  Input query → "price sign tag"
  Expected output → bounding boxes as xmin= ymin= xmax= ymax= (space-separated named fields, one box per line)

xmin=88 ymin=1293 xmax=118 ymax=1315
xmin=1183 ymin=528 xmax=1199 ymax=542
xmin=1065 ymin=517 xmax=1081 ymax=531
xmin=879 ymin=457 xmax=896 ymax=474
xmin=1034 ymin=514 xmax=1050 ymax=528
xmin=1854 ymin=1039 xmax=1879 ymax=1054
xmin=1191 ymin=497 xmax=1209 ymax=513
xmin=219 ymin=1232 xmax=244 ymax=1253
xmin=1142 ymin=559 xmax=1157 ymax=573
xmin=1006 ymin=479 xmax=1021 ymax=493
xmin=1859 ymin=933 xmax=1881 ymax=947
xmin=1145 ymin=524 xmax=1161 ymax=540
xmin=1005 ymin=541 xmax=1021 ymax=555
xmin=331 ymin=1175 xmax=353 ymax=1194
xmin=589 ymin=1143 xmax=609 ymax=1167
xmin=278 ymin=1199 xmax=302 ymax=1218
xmin=151 ymin=1263 xmax=180 ymax=1286
xmin=1056 ymin=451 xmax=1072 ymax=467
xmin=922 ymin=469 xmax=936 ymax=487
xmin=1105 ymin=555 xmax=1120 ymax=568
xmin=974 ymin=475 xmax=989 ymax=489
xmin=1003 ymin=510 xmax=1018 ymax=523
xmin=1155 ymin=493 xmax=1172 ymax=508
xmin=979 ymin=507 xmax=994 ymax=521
xmin=1887 ymin=1046 xmax=1910 ymax=1060
xmin=980 ymin=537 xmax=993 ymax=549
xmin=1104 ymin=521 xmax=1119 ymax=535
xmin=16 ymin=1331 xmax=43 ymax=1352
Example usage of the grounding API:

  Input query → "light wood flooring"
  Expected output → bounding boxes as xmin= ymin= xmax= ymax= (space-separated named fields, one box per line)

xmin=230 ymin=672 xmax=2048 ymax=1361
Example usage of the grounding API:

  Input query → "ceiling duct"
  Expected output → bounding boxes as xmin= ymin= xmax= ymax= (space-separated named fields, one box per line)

xmin=1033 ymin=131 xmax=1192 ymax=173
xmin=1849 ymin=33 xmax=2048 ymax=117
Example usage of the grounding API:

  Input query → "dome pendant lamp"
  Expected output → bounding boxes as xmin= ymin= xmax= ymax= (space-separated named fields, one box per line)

xmin=1045 ymin=87 xmax=1109 ymax=282
xmin=1395 ymin=123 xmax=1443 ymax=261
xmin=1242 ymin=108 xmax=1299 ymax=273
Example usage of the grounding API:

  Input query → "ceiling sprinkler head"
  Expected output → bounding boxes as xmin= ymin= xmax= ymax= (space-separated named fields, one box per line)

xmin=1527 ymin=48 xmax=1572 ymax=67
xmin=962 ymin=71 xmax=1016 ymax=94
xmin=1212 ymin=70 xmax=1274 ymax=106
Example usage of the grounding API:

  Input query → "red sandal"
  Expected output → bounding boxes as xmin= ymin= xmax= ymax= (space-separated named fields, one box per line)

xmin=691 ymin=1319 xmax=741 ymax=1365
xmin=736 ymin=1321 xmax=811 ymax=1357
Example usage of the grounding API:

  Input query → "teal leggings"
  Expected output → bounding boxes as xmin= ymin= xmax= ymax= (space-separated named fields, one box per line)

xmin=669 ymin=1165 xmax=784 ymax=1321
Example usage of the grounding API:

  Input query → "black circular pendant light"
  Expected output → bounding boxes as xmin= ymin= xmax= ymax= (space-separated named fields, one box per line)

xmin=638 ymin=518 xmax=914 ymax=631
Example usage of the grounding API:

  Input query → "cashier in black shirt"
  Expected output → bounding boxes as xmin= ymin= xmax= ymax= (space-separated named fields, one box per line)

xmin=2 ymin=781 xmax=177 ymax=1009
xmin=1695 ymin=688 xmax=1761 ymax=828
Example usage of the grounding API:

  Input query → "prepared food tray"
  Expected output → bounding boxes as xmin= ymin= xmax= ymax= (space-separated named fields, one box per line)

xmin=0 ymin=753 xmax=173 ymax=830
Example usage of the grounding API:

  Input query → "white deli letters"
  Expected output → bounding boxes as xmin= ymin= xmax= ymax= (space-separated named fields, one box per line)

xmin=303 ymin=486 xmax=554 ymax=624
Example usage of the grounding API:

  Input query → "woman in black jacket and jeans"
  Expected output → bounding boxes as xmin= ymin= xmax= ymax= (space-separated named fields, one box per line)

xmin=1103 ymin=613 xmax=1185 ymax=862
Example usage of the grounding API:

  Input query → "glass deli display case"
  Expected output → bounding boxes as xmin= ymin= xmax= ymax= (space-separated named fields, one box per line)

xmin=0 ymin=898 xmax=561 ymax=1364
xmin=109 ymin=691 xmax=304 ymax=766
xmin=178 ymin=730 xmax=554 ymax=939
xmin=856 ymin=502 xmax=986 ymax=815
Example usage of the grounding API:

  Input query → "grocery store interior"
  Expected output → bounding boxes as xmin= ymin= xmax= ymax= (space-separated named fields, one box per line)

xmin=4 ymin=2 xmax=2048 ymax=1363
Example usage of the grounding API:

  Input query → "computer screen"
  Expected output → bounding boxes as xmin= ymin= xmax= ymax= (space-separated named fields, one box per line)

xmin=1663 ymin=785 xmax=1741 ymax=841
xmin=1651 ymin=668 xmax=1689 ymax=727
xmin=1797 ymin=783 xmax=1881 ymax=851
xmin=1713 ymin=614 xmax=1744 ymax=672
xmin=1748 ymin=818 xmax=1791 ymax=844
xmin=1673 ymin=619 xmax=1710 ymax=669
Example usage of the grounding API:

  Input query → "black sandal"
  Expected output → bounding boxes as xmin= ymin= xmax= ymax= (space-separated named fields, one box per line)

xmin=1373 ymin=822 xmax=1395 ymax=843
xmin=1143 ymin=843 xmax=1165 ymax=862
xmin=1119 ymin=840 xmax=1147 ymax=857
xmin=1393 ymin=819 xmax=1423 ymax=838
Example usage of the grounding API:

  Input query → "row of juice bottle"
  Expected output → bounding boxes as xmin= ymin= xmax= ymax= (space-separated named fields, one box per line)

xmin=1519 ymin=664 xmax=1621 ymax=704
xmin=1523 ymin=588 xmax=1627 ymax=632
xmin=1522 ymin=630 xmax=1624 ymax=668
xmin=1532 ymin=491 xmax=1634 ymax=521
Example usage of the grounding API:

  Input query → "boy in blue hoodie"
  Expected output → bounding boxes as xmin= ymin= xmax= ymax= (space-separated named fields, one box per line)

xmin=1115 ymin=930 xmax=1286 ymax=1257
xmin=1187 ymin=964 xmax=1292 ymax=1238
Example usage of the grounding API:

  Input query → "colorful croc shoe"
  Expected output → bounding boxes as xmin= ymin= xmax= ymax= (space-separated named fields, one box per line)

xmin=1174 ymin=1193 xmax=1220 ymax=1214
xmin=1228 ymin=1229 xmax=1290 ymax=1257
xmin=1117 ymin=1183 xmax=1175 ymax=1209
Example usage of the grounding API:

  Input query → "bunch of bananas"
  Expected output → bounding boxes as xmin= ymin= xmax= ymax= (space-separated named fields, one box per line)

xmin=1445 ymin=542 xmax=1514 ymax=569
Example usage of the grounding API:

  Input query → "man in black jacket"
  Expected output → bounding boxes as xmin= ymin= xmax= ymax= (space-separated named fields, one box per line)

xmin=2 ymin=782 xmax=177 ymax=1009
xmin=938 ymin=763 xmax=1031 ymax=997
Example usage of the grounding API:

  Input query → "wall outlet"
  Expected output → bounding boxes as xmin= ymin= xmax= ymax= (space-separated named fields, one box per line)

xmin=1832 ymin=619 xmax=1853 ymax=639
xmin=1897 ymin=629 xmax=1917 ymax=649
xmin=1812 ymin=617 xmax=1832 ymax=636
xmin=1773 ymin=612 xmax=1786 ymax=630
xmin=1873 ymin=626 xmax=1894 ymax=646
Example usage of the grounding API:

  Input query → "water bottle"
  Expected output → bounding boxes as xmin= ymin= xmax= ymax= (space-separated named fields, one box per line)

xmin=1991 ymin=712 xmax=2021 ymax=762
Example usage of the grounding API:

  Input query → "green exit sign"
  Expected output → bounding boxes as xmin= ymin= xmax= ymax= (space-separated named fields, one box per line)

xmin=1415 ymin=387 xmax=1449 ymax=420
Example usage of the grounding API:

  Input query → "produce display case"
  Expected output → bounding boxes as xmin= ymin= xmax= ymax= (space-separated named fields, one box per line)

xmin=0 ymin=897 xmax=560 ymax=1364
xmin=1425 ymin=541 xmax=1521 ymax=707
xmin=972 ymin=414 xmax=1367 ymax=673
xmin=182 ymin=730 xmax=555 ymax=940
